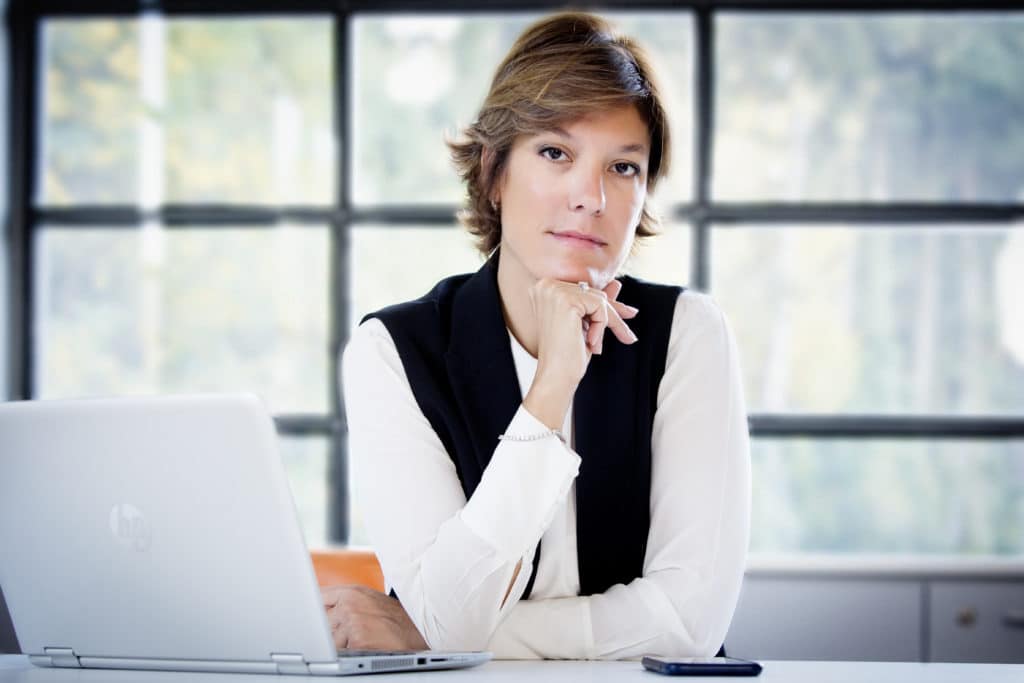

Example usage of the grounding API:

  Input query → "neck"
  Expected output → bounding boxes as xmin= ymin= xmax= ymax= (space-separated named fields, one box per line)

xmin=496 ymin=249 xmax=540 ymax=358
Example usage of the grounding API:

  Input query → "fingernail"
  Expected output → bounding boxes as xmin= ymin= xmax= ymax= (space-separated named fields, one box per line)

xmin=629 ymin=330 xmax=639 ymax=343
xmin=624 ymin=305 xmax=639 ymax=315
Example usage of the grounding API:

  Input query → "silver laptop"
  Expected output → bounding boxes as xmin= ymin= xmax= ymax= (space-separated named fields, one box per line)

xmin=0 ymin=394 xmax=491 ymax=675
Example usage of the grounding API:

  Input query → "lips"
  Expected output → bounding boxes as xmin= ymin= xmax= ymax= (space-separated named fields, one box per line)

xmin=549 ymin=230 xmax=607 ymax=247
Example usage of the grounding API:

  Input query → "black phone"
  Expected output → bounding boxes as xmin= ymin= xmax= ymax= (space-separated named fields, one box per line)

xmin=642 ymin=656 xmax=762 ymax=676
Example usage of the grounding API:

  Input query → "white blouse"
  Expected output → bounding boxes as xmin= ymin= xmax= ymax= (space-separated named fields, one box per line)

xmin=340 ymin=290 xmax=751 ymax=660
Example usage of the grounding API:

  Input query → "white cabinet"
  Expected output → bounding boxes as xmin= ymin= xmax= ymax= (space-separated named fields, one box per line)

xmin=728 ymin=569 xmax=1024 ymax=663
xmin=929 ymin=581 xmax=1024 ymax=663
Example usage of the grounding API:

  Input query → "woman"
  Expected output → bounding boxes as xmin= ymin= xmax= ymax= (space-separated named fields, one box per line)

xmin=327 ymin=11 xmax=750 ymax=660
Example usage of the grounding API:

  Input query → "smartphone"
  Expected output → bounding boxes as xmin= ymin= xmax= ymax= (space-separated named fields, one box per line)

xmin=641 ymin=656 xmax=762 ymax=676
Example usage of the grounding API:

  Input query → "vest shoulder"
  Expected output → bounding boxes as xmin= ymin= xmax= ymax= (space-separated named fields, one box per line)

xmin=618 ymin=275 xmax=684 ymax=306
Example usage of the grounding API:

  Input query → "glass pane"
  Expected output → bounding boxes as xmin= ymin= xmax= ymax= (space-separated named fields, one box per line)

xmin=711 ymin=225 xmax=1024 ymax=415
xmin=351 ymin=12 xmax=692 ymax=206
xmin=349 ymin=224 xmax=483 ymax=330
xmin=280 ymin=435 xmax=329 ymax=550
xmin=346 ymin=433 xmax=371 ymax=548
xmin=607 ymin=12 xmax=693 ymax=206
xmin=751 ymin=438 xmax=1024 ymax=556
xmin=714 ymin=13 xmax=1024 ymax=202
xmin=35 ymin=225 xmax=330 ymax=412
xmin=39 ymin=16 xmax=335 ymax=206
xmin=622 ymin=223 xmax=691 ymax=287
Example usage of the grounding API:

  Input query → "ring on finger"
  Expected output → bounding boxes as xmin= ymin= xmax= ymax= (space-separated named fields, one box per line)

xmin=578 ymin=281 xmax=589 ymax=293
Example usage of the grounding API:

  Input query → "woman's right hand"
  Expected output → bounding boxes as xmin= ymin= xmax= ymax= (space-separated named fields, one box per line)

xmin=523 ymin=278 xmax=638 ymax=430
xmin=322 ymin=584 xmax=428 ymax=651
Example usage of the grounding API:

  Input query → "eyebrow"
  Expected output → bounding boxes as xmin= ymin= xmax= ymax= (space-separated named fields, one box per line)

xmin=548 ymin=126 xmax=649 ymax=155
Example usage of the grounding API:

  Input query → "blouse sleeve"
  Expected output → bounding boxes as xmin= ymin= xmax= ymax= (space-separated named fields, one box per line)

xmin=485 ymin=292 xmax=751 ymax=659
xmin=341 ymin=318 xmax=581 ymax=651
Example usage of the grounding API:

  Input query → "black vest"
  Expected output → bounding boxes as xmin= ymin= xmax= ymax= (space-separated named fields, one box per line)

xmin=364 ymin=255 xmax=681 ymax=599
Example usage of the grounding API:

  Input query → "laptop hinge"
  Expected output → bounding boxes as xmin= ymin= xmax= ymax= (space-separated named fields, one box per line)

xmin=41 ymin=647 xmax=82 ymax=668
xmin=271 ymin=653 xmax=310 ymax=675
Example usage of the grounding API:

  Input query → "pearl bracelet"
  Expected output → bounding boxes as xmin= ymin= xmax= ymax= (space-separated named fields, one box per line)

xmin=498 ymin=429 xmax=567 ymax=445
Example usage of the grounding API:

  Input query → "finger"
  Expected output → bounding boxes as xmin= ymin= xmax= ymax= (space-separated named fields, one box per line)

xmin=603 ymin=279 xmax=623 ymax=303
xmin=604 ymin=302 xmax=638 ymax=345
xmin=601 ymin=280 xmax=638 ymax=318
xmin=331 ymin=622 xmax=349 ymax=650
xmin=584 ymin=298 xmax=609 ymax=353
xmin=326 ymin=598 xmax=352 ymax=626
xmin=564 ymin=286 xmax=600 ymax=350
xmin=321 ymin=584 xmax=352 ymax=607
xmin=587 ymin=318 xmax=603 ymax=353
xmin=580 ymin=319 xmax=596 ymax=356
xmin=612 ymin=299 xmax=639 ymax=319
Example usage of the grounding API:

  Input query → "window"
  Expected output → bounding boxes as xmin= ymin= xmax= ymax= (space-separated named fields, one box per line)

xmin=8 ymin=2 xmax=1023 ymax=557
xmin=714 ymin=13 xmax=1024 ymax=202
xmin=713 ymin=225 xmax=1024 ymax=416
xmin=710 ymin=12 xmax=1024 ymax=555
xmin=35 ymin=225 xmax=330 ymax=412
xmin=39 ymin=17 xmax=334 ymax=207
xmin=24 ymin=13 xmax=338 ymax=547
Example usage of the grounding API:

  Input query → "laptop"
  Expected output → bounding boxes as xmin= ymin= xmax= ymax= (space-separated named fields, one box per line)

xmin=0 ymin=393 xmax=491 ymax=675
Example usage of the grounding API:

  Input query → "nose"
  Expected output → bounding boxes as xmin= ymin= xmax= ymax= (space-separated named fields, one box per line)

xmin=569 ymin=165 xmax=606 ymax=216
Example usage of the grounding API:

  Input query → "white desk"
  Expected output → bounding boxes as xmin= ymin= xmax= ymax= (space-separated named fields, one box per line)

xmin=2 ymin=656 xmax=1023 ymax=682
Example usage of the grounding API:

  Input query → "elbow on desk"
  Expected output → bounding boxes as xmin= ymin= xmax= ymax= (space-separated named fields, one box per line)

xmin=621 ymin=628 xmax=721 ymax=661
xmin=409 ymin=589 xmax=502 ymax=653
xmin=419 ymin=614 xmax=496 ymax=653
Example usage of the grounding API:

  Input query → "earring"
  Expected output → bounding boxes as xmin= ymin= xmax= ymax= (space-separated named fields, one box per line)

xmin=490 ymin=199 xmax=499 ymax=211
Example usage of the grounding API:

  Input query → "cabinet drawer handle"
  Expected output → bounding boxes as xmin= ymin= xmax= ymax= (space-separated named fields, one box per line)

xmin=1003 ymin=610 xmax=1024 ymax=629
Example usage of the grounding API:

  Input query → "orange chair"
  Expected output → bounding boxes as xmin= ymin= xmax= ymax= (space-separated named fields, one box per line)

xmin=310 ymin=548 xmax=386 ymax=592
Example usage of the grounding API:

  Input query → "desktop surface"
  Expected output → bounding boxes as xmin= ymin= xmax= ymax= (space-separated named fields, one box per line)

xmin=3 ymin=655 xmax=1024 ymax=682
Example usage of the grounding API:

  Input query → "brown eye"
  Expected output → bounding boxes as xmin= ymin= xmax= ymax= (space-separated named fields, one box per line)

xmin=540 ymin=146 xmax=567 ymax=161
xmin=613 ymin=162 xmax=640 ymax=177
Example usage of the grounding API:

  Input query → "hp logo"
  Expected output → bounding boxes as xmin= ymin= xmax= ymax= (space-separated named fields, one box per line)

xmin=109 ymin=503 xmax=152 ymax=552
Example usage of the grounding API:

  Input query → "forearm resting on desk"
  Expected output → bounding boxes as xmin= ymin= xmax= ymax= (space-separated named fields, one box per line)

xmin=384 ymin=519 xmax=535 ymax=651
xmin=485 ymin=569 xmax=736 ymax=660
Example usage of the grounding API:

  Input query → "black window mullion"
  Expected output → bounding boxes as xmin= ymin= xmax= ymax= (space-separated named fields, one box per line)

xmin=351 ymin=205 xmax=464 ymax=226
xmin=328 ymin=9 xmax=352 ymax=545
xmin=275 ymin=414 xmax=343 ymax=435
xmin=750 ymin=414 xmax=1024 ymax=439
xmin=21 ymin=1 xmax=337 ymax=17
xmin=692 ymin=6 xmax=714 ymax=292
xmin=706 ymin=203 xmax=1024 ymax=225
xmin=18 ymin=0 xmax=1024 ymax=15
xmin=35 ymin=203 xmax=1024 ymax=228
xmin=34 ymin=206 xmax=343 ymax=227
xmin=6 ymin=5 xmax=38 ymax=402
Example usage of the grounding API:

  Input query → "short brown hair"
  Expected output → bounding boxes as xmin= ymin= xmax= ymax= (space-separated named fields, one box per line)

xmin=448 ymin=12 xmax=671 ymax=256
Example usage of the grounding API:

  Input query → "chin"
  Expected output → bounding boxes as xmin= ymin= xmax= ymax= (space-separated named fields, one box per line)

xmin=545 ymin=260 xmax=615 ymax=288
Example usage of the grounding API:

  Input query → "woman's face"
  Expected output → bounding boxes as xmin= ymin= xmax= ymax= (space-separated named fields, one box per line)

xmin=495 ymin=104 xmax=650 ymax=289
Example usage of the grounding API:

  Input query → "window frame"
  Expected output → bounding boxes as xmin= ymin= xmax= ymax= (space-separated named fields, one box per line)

xmin=6 ymin=0 xmax=1024 ymax=547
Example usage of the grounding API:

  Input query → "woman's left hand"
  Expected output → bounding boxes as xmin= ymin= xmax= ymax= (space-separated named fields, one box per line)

xmin=322 ymin=584 xmax=428 ymax=651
